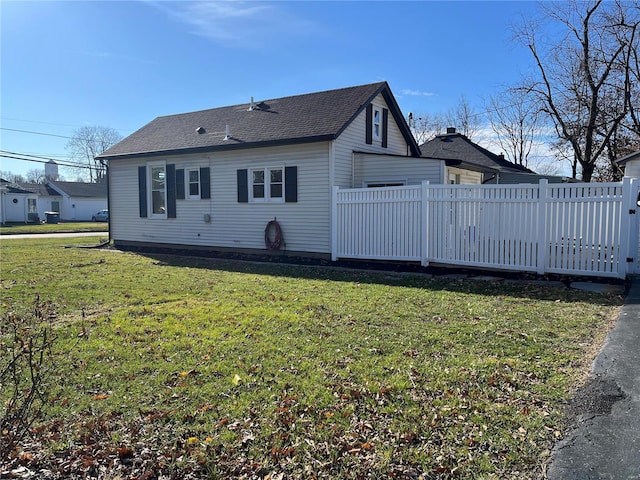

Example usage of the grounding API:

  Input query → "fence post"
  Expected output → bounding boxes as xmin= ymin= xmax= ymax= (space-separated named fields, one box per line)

xmin=631 ymin=178 xmax=640 ymax=275
xmin=536 ymin=180 xmax=548 ymax=275
xmin=331 ymin=186 xmax=339 ymax=262
xmin=620 ymin=177 xmax=636 ymax=277
xmin=421 ymin=181 xmax=429 ymax=267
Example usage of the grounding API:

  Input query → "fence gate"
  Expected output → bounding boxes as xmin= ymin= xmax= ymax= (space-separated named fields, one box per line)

xmin=332 ymin=178 xmax=638 ymax=279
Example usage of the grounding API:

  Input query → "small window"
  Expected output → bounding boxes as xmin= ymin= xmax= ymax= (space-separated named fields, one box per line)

xmin=373 ymin=107 xmax=381 ymax=140
xmin=187 ymin=169 xmax=200 ymax=199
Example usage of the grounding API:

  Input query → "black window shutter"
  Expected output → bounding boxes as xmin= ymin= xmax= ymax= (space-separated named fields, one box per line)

xmin=166 ymin=164 xmax=176 ymax=218
xmin=176 ymin=169 xmax=185 ymax=200
xmin=365 ymin=104 xmax=373 ymax=145
xmin=382 ymin=108 xmax=389 ymax=148
xmin=285 ymin=166 xmax=298 ymax=203
xmin=237 ymin=169 xmax=248 ymax=203
xmin=138 ymin=166 xmax=147 ymax=218
xmin=200 ymin=167 xmax=211 ymax=199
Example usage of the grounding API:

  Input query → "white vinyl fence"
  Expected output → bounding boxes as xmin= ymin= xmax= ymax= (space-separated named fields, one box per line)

xmin=332 ymin=178 xmax=639 ymax=279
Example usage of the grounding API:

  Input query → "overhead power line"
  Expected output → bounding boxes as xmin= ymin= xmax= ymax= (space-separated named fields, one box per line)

xmin=0 ymin=150 xmax=92 ymax=169
xmin=0 ymin=127 xmax=72 ymax=139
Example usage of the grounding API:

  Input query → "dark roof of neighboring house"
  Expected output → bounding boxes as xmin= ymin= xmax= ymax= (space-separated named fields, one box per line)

xmin=1 ymin=179 xmax=33 ymax=194
xmin=616 ymin=149 xmax=640 ymax=165
xmin=419 ymin=131 xmax=534 ymax=174
xmin=48 ymin=181 xmax=108 ymax=198
xmin=97 ymin=82 xmax=421 ymax=160
xmin=19 ymin=183 xmax=60 ymax=196
xmin=18 ymin=181 xmax=107 ymax=198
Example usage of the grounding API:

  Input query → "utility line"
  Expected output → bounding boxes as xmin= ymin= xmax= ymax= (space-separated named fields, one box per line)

xmin=0 ymin=127 xmax=72 ymax=139
xmin=0 ymin=150 xmax=92 ymax=169
xmin=0 ymin=116 xmax=84 ymax=128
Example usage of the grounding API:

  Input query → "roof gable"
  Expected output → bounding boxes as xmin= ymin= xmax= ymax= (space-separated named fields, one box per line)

xmin=419 ymin=132 xmax=533 ymax=174
xmin=1 ymin=179 xmax=33 ymax=195
xmin=98 ymin=82 xmax=420 ymax=159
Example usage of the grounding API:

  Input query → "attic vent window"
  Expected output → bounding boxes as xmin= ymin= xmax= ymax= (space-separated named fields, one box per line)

xmin=196 ymin=127 xmax=205 ymax=134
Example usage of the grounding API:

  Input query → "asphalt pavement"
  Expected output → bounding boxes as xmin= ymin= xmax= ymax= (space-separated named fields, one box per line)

xmin=547 ymin=276 xmax=640 ymax=479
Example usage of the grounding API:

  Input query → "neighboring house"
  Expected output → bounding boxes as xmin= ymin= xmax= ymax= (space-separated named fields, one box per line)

xmin=18 ymin=181 xmax=108 ymax=222
xmin=0 ymin=179 xmax=38 ymax=224
xmin=617 ymin=150 xmax=640 ymax=178
xmin=97 ymin=82 xmax=446 ymax=257
xmin=419 ymin=128 xmax=571 ymax=184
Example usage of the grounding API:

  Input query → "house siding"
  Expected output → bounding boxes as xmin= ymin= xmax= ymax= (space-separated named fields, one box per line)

xmin=446 ymin=166 xmax=482 ymax=184
xmin=353 ymin=154 xmax=444 ymax=187
xmin=333 ymin=93 xmax=410 ymax=188
xmin=109 ymin=142 xmax=332 ymax=253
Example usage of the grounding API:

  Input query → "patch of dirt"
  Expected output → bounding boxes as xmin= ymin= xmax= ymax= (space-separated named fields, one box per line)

xmin=565 ymin=375 xmax=626 ymax=422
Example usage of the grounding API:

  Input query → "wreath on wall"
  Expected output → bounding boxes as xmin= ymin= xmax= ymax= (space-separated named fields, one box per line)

xmin=264 ymin=218 xmax=283 ymax=250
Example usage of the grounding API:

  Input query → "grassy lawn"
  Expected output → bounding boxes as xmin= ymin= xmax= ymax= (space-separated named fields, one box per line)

xmin=0 ymin=222 xmax=108 ymax=235
xmin=0 ymin=237 xmax=623 ymax=479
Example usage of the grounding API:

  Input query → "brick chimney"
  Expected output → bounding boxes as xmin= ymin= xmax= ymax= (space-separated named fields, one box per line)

xmin=446 ymin=127 xmax=456 ymax=134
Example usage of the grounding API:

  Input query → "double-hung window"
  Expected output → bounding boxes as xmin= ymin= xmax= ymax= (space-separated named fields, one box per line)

xmin=373 ymin=107 xmax=382 ymax=141
xmin=187 ymin=168 xmax=200 ymax=199
xmin=250 ymin=167 xmax=284 ymax=202
xmin=150 ymin=164 xmax=167 ymax=216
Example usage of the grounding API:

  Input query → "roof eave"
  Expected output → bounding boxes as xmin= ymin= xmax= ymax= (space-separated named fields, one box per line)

xmin=97 ymin=134 xmax=337 ymax=161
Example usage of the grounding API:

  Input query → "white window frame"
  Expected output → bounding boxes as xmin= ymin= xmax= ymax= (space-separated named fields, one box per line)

xmin=250 ymin=166 xmax=285 ymax=203
xmin=372 ymin=106 xmax=382 ymax=141
xmin=186 ymin=168 xmax=201 ymax=200
xmin=148 ymin=162 xmax=167 ymax=218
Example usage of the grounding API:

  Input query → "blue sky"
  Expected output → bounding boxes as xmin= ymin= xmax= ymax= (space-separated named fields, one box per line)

xmin=1 ymin=0 xmax=541 ymax=178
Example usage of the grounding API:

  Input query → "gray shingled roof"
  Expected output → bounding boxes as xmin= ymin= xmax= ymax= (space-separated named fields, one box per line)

xmin=48 ymin=181 xmax=108 ymax=198
xmin=97 ymin=82 xmax=420 ymax=159
xmin=1 ymin=179 xmax=33 ymax=194
xmin=420 ymin=132 xmax=533 ymax=174
xmin=19 ymin=183 xmax=59 ymax=196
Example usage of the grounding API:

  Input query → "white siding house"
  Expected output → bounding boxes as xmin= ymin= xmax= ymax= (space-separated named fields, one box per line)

xmin=0 ymin=180 xmax=38 ymax=223
xmin=618 ymin=150 xmax=640 ymax=179
xmin=99 ymin=82 xmax=439 ymax=257
xmin=18 ymin=181 xmax=108 ymax=222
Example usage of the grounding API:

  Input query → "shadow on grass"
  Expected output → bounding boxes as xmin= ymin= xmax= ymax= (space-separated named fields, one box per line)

xmin=124 ymin=246 xmax=627 ymax=307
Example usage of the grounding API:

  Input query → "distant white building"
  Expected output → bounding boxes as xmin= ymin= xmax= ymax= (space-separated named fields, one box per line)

xmin=18 ymin=181 xmax=108 ymax=222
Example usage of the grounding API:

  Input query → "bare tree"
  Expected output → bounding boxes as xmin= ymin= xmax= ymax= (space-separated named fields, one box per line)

xmin=407 ymin=96 xmax=482 ymax=147
xmin=0 ymin=171 xmax=26 ymax=184
xmin=446 ymin=96 xmax=481 ymax=141
xmin=26 ymin=168 xmax=46 ymax=184
xmin=407 ymin=112 xmax=447 ymax=145
xmin=516 ymin=0 xmax=640 ymax=181
xmin=485 ymin=84 xmax=542 ymax=167
xmin=65 ymin=126 xmax=122 ymax=183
